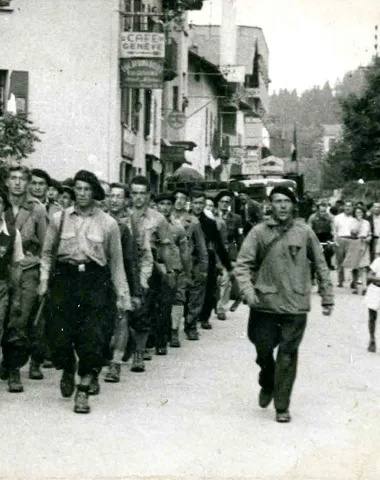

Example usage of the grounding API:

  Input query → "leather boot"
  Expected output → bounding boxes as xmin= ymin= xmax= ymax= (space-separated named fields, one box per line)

xmin=88 ymin=375 xmax=100 ymax=395
xmin=131 ymin=351 xmax=145 ymax=372
xmin=8 ymin=369 xmax=24 ymax=393
xmin=104 ymin=362 xmax=121 ymax=383
xmin=60 ymin=370 xmax=75 ymax=398
xmin=29 ymin=361 xmax=44 ymax=380
xmin=170 ymin=329 xmax=181 ymax=348
xmin=74 ymin=386 xmax=91 ymax=414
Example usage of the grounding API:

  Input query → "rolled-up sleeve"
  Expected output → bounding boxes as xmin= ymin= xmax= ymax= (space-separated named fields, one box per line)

xmin=107 ymin=221 xmax=131 ymax=310
xmin=39 ymin=218 xmax=58 ymax=282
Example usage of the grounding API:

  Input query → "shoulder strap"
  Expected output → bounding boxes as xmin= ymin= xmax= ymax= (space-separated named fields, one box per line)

xmin=255 ymin=227 xmax=289 ymax=274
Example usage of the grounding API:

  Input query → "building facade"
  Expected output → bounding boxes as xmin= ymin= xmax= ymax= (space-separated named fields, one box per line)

xmin=0 ymin=0 xmax=204 ymax=187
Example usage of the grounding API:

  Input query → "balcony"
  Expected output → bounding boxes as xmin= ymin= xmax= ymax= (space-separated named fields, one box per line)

xmin=164 ymin=39 xmax=178 ymax=82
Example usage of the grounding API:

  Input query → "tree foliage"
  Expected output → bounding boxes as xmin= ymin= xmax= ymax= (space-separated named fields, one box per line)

xmin=339 ymin=57 xmax=380 ymax=179
xmin=0 ymin=113 xmax=42 ymax=160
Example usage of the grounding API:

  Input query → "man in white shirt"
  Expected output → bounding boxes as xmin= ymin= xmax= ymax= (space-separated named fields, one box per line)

xmin=334 ymin=201 xmax=356 ymax=287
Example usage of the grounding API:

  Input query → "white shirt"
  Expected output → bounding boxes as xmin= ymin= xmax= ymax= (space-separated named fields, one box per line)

xmin=373 ymin=215 xmax=380 ymax=237
xmin=0 ymin=217 xmax=24 ymax=263
xmin=334 ymin=213 xmax=356 ymax=238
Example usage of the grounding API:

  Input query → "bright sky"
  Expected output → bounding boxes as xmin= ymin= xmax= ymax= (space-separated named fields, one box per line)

xmin=190 ymin=0 xmax=379 ymax=93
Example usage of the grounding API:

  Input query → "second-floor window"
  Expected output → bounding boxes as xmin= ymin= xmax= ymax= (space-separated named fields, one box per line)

xmin=0 ymin=70 xmax=7 ymax=116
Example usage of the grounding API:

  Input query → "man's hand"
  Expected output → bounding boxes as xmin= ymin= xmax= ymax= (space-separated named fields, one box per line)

xmin=244 ymin=291 xmax=256 ymax=308
xmin=166 ymin=271 xmax=176 ymax=289
xmin=155 ymin=263 xmax=167 ymax=276
xmin=37 ymin=280 xmax=48 ymax=298
xmin=117 ymin=295 xmax=131 ymax=313
xmin=322 ymin=305 xmax=333 ymax=316
xmin=131 ymin=296 xmax=142 ymax=310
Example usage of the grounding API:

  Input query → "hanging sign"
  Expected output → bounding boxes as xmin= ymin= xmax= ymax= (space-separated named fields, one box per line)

xmin=120 ymin=32 xmax=165 ymax=58
xmin=120 ymin=58 xmax=164 ymax=89
xmin=167 ymin=111 xmax=187 ymax=130
xmin=219 ymin=65 xmax=246 ymax=83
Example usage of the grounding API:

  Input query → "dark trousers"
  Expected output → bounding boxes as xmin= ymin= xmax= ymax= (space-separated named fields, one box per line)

xmin=199 ymin=251 xmax=217 ymax=324
xmin=248 ymin=310 xmax=307 ymax=412
xmin=2 ymin=266 xmax=44 ymax=369
xmin=45 ymin=263 xmax=112 ymax=377
xmin=145 ymin=264 xmax=173 ymax=349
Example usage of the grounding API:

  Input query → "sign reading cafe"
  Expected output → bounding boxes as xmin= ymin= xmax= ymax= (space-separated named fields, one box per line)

xmin=120 ymin=32 xmax=165 ymax=59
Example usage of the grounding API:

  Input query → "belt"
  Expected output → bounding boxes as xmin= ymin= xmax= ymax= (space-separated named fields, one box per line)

xmin=339 ymin=236 xmax=354 ymax=239
xmin=56 ymin=261 xmax=105 ymax=274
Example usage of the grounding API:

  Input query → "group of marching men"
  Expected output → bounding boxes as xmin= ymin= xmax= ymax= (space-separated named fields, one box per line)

xmin=0 ymin=163 xmax=262 ymax=414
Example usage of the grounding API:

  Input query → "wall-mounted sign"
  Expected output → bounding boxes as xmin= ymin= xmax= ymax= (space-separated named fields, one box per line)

xmin=167 ymin=111 xmax=187 ymax=130
xmin=120 ymin=32 xmax=165 ymax=59
xmin=120 ymin=58 xmax=164 ymax=89
xmin=246 ymin=88 xmax=260 ymax=98
xmin=219 ymin=65 xmax=246 ymax=83
xmin=260 ymin=155 xmax=284 ymax=175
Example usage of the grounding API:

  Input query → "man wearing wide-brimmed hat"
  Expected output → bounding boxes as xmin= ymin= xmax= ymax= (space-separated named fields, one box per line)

xmin=39 ymin=170 xmax=131 ymax=414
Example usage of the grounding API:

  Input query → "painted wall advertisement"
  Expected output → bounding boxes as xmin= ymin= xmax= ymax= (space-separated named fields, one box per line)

xmin=120 ymin=58 xmax=164 ymax=89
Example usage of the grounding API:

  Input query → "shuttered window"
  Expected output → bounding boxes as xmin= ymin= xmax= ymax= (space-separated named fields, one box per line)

xmin=9 ymin=70 xmax=29 ymax=115
xmin=0 ymin=70 xmax=7 ymax=116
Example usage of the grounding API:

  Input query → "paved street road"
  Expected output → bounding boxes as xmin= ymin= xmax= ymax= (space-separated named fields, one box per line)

xmin=2 ymin=281 xmax=380 ymax=480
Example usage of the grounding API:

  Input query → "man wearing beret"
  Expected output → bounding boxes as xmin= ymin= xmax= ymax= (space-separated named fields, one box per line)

xmin=214 ymin=190 xmax=244 ymax=319
xmin=39 ymin=170 xmax=131 ymax=414
xmin=235 ymin=186 xmax=333 ymax=423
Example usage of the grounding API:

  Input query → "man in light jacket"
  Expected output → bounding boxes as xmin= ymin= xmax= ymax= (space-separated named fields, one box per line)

xmin=235 ymin=186 xmax=333 ymax=423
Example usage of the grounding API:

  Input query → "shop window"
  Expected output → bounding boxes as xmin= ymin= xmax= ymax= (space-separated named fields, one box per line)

xmin=121 ymin=87 xmax=140 ymax=133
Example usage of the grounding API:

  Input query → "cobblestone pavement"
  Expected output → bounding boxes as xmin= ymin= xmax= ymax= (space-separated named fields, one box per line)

xmin=1 ymin=282 xmax=380 ymax=480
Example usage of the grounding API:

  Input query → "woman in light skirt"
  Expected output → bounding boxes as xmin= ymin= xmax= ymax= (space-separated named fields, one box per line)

xmin=342 ymin=205 xmax=372 ymax=294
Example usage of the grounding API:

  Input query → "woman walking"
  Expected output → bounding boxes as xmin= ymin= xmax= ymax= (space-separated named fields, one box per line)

xmin=342 ymin=205 xmax=371 ymax=294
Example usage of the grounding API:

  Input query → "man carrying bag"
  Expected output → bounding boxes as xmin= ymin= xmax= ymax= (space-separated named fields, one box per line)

xmin=235 ymin=187 xmax=334 ymax=423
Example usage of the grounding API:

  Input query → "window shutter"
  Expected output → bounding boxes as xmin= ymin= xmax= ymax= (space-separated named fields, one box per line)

xmin=9 ymin=71 xmax=29 ymax=115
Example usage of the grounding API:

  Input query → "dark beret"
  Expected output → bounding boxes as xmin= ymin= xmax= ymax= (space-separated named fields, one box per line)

xmin=73 ymin=170 xmax=105 ymax=201
xmin=155 ymin=192 xmax=175 ymax=203
xmin=215 ymin=190 xmax=234 ymax=204
xmin=269 ymin=186 xmax=297 ymax=204
xmin=31 ymin=169 xmax=51 ymax=186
